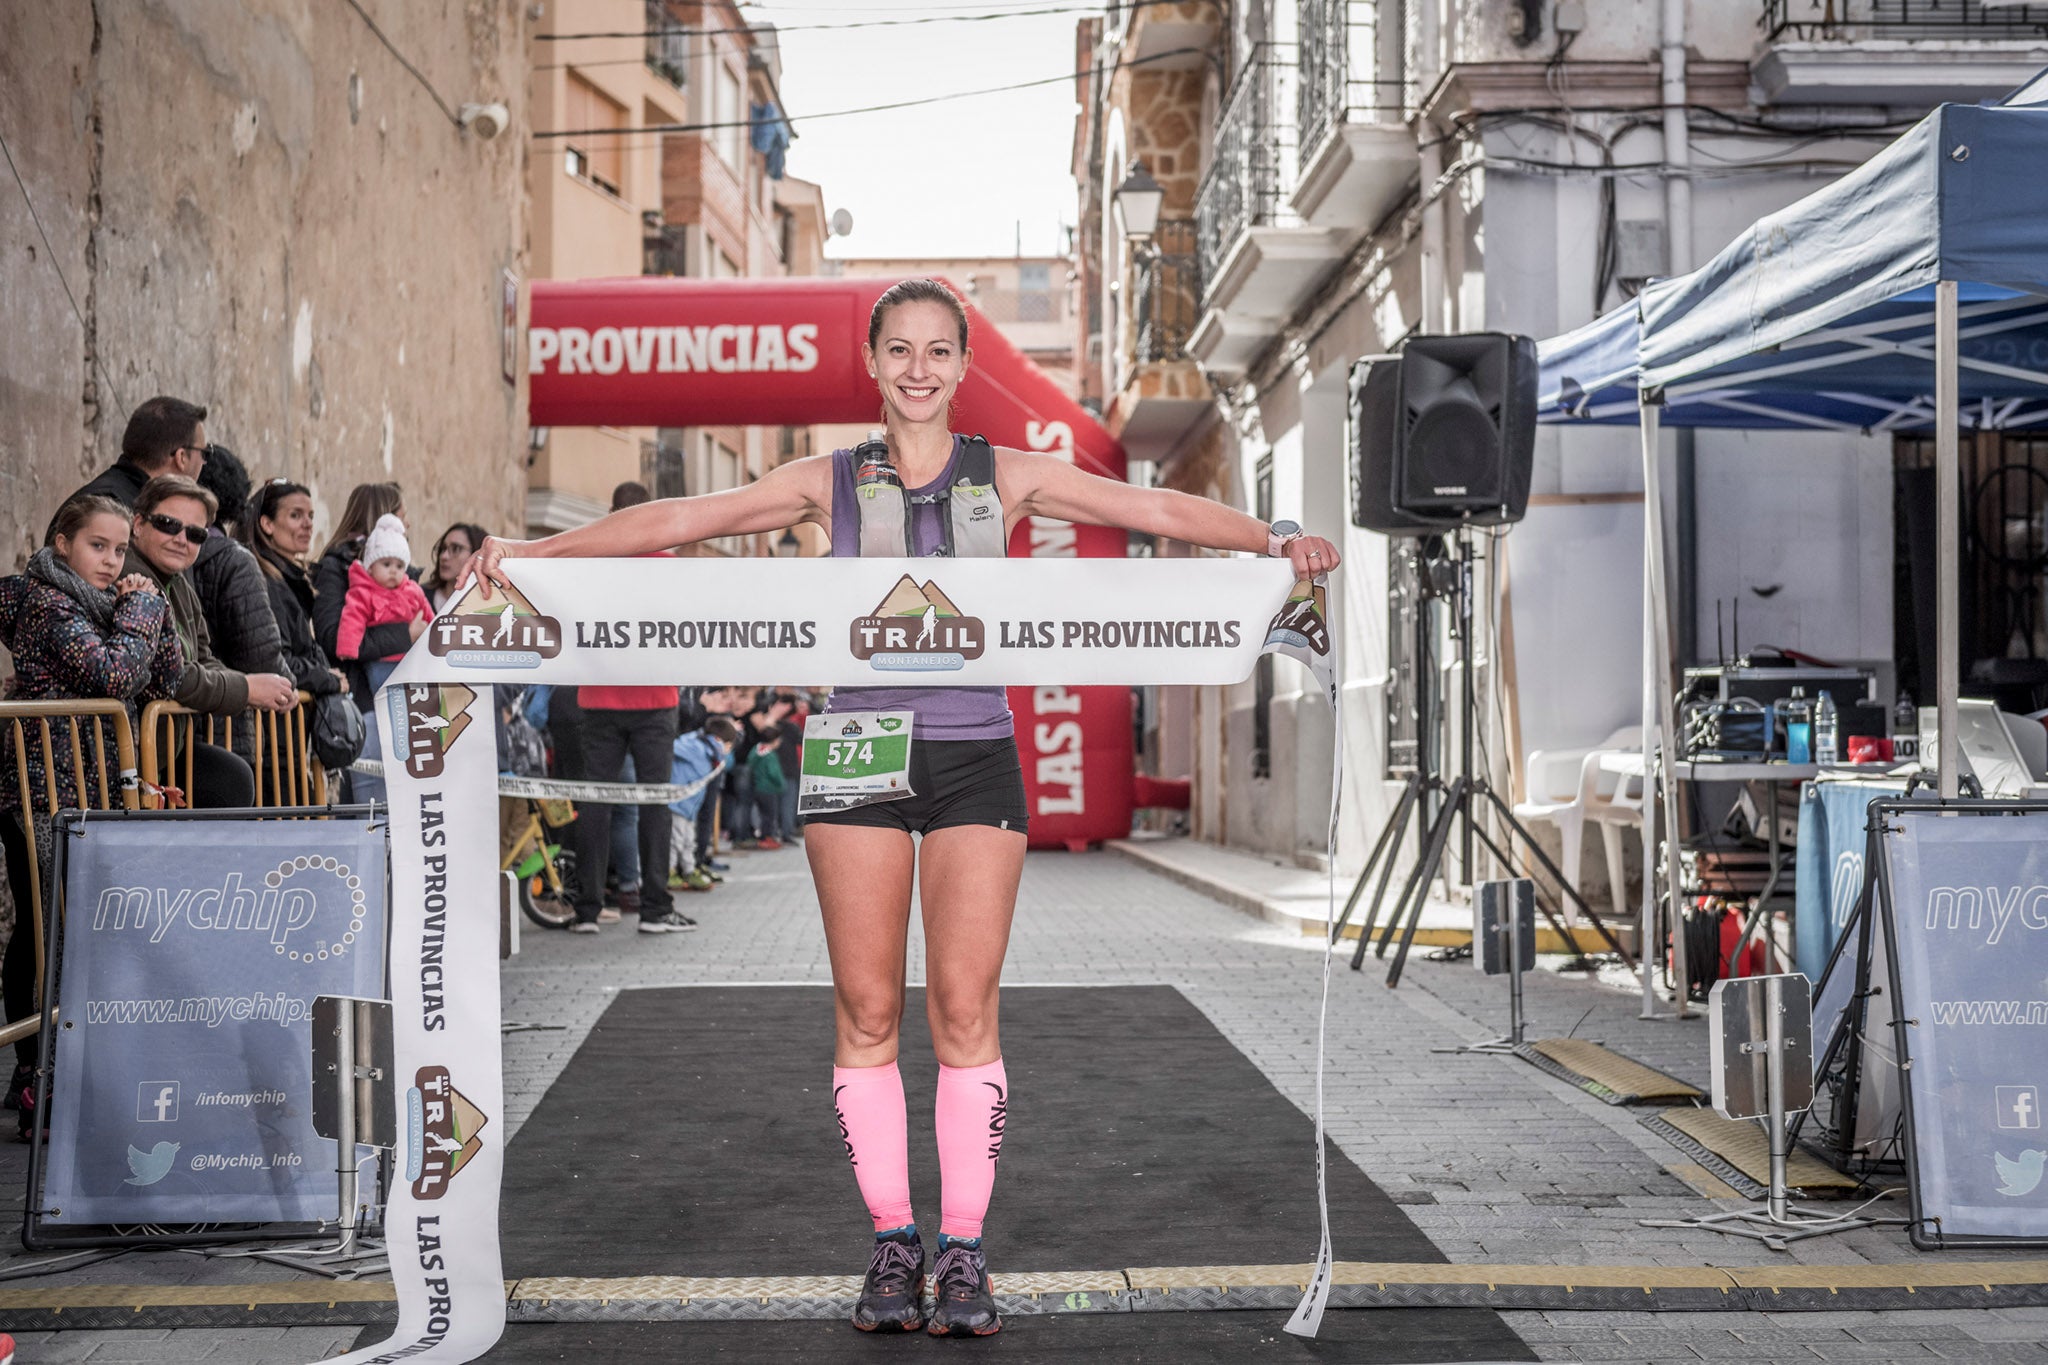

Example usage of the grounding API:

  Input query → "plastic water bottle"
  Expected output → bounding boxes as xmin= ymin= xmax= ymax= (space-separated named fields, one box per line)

xmin=1815 ymin=690 xmax=1840 ymax=765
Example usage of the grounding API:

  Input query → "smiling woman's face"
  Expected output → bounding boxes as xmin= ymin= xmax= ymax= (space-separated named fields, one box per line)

xmin=864 ymin=299 xmax=969 ymax=428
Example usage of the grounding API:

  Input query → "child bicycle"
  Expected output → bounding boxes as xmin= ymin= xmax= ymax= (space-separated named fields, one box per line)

xmin=502 ymin=795 xmax=579 ymax=929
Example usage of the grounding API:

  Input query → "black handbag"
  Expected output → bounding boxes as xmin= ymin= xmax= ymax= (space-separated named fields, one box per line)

xmin=311 ymin=693 xmax=368 ymax=770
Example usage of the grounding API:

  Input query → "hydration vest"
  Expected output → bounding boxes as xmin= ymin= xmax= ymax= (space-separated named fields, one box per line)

xmin=853 ymin=431 xmax=1008 ymax=559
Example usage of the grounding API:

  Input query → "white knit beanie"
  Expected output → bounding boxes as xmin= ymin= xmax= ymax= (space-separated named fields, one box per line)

xmin=363 ymin=513 xmax=411 ymax=569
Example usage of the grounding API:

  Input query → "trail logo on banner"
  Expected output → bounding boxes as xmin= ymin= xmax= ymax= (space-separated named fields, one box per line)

xmin=427 ymin=579 xmax=564 ymax=668
xmin=1264 ymin=577 xmax=1338 ymax=706
xmin=402 ymin=685 xmax=479 ymax=781
xmin=409 ymin=1066 xmax=490 ymax=1200
xmin=852 ymin=576 xmax=985 ymax=670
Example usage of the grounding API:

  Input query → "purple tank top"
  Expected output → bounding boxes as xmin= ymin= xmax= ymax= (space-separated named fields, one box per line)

xmin=824 ymin=438 xmax=1014 ymax=741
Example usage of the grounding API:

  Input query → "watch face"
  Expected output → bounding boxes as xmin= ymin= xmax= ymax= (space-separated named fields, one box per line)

xmin=1270 ymin=519 xmax=1302 ymax=537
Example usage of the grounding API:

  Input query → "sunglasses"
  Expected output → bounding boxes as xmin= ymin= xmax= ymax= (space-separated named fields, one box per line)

xmin=145 ymin=513 xmax=208 ymax=547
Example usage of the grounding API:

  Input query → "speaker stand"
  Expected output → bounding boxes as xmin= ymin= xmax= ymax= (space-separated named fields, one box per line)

xmin=1342 ymin=531 xmax=1637 ymax=985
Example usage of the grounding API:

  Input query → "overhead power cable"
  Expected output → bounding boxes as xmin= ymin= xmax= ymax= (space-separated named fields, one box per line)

xmin=533 ymin=46 xmax=1202 ymax=141
xmin=341 ymin=0 xmax=461 ymax=125
xmin=541 ymin=0 xmax=1200 ymax=41
xmin=0 ymin=126 xmax=125 ymax=418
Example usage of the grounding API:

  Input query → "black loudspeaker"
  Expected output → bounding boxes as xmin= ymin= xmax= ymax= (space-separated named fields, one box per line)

xmin=1350 ymin=332 xmax=1538 ymax=534
xmin=1348 ymin=357 xmax=1437 ymax=535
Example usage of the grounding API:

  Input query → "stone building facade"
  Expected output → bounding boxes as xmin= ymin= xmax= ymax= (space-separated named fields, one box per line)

xmin=0 ymin=0 xmax=531 ymax=567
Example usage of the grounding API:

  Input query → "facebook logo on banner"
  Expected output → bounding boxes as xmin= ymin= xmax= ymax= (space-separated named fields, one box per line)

xmin=137 ymin=1081 xmax=179 ymax=1123
xmin=1997 ymin=1086 xmax=2041 ymax=1131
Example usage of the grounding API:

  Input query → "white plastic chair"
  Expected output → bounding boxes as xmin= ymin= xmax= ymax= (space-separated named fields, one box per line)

xmin=1587 ymin=727 xmax=1646 ymax=923
xmin=1514 ymin=726 xmax=1642 ymax=924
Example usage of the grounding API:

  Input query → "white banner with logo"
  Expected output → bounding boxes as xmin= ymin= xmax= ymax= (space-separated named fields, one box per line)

xmin=390 ymin=556 xmax=1319 ymax=688
xmin=334 ymin=558 xmax=1334 ymax=1363
xmin=326 ymin=683 xmax=504 ymax=1365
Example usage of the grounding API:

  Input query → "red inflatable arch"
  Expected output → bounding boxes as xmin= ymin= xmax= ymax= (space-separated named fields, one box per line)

xmin=527 ymin=276 xmax=1138 ymax=849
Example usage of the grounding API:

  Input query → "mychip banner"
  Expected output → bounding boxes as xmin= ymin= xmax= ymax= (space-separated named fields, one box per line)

xmin=340 ymin=557 xmax=1332 ymax=1363
xmin=1879 ymin=807 xmax=2048 ymax=1243
xmin=42 ymin=815 xmax=386 ymax=1227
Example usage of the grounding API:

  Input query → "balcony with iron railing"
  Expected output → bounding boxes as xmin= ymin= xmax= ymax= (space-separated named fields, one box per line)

xmin=1134 ymin=219 xmax=1199 ymax=365
xmin=1189 ymin=44 xmax=1353 ymax=377
xmin=646 ymin=0 xmax=688 ymax=89
xmin=1755 ymin=0 xmax=2048 ymax=105
xmin=1291 ymin=0 xmax=1414 ymax=235
xmin=1195 ymin=46 xmax=1295 ymax=295
xmin=1110 ymin=219 xmax=1211 ymax=463
xmin=1763 ymin=0 xmax=2048 ymax=40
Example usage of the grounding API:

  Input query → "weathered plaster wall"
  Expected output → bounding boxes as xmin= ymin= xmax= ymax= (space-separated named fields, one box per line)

xmin=0 ymin=0 xmax=529 ymax=569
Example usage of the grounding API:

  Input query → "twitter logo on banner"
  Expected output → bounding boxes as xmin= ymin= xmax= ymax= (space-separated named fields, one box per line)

xmin=125 ymin=1141 xmax=179 ymax=1187
xmin=1994 ymin=1149 xmax=2046 ymax=1198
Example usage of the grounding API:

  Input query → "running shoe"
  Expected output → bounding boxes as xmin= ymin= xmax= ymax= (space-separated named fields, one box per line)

xmin=640 ymin=910 xmax=697 ymax=934
xmin=852 ymin=1227 xmax=925 ymax=1333
xmin=568 ymin=921 xmax=601 ymax=935
xmin=926 ymin=1237 xmax=999 ymax=1337
xmin=596 ymin=907 xmax=622 ymax=925
xmin=677 ymin=867 xmax=715 ymax=892
xmin=758 ymin=836 xmax=784 ymax=850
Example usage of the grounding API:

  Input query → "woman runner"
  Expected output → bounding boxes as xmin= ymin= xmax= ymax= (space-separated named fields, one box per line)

xmin=463 ymin=278 xmax=1339 ymax=1337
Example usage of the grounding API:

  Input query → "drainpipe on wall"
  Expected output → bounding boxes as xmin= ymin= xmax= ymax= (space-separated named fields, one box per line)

xmin=1662 ymin=0 xmax=1697 ymax=665
xmin=1416 ymin=0 xmax=1446 ymax=334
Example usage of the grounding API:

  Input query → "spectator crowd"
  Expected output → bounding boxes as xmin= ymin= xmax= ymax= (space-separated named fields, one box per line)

xmin=0 ymin=396 xmax=818 ymax=1134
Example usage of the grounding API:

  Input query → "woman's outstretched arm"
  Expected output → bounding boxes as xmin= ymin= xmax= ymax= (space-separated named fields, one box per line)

xmin=463 ymin=454 xmax=831 ymax=598
xmin=996 ymin=448 xmax=1341 ymax=577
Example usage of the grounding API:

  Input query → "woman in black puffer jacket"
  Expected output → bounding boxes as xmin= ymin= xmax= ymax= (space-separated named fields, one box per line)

xmin=239 ymin=477 xmax=343 ymax=701
xmin=311 ymin=482 xmax=413 ymax=707
xmin=193 ymin=447 xmax=290 ymax=761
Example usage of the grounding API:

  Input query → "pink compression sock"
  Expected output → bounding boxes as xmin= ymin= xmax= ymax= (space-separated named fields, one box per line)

xmin=935 ymin=1058 xmax=1008 ymax=1240
xmin=832 ymin=1062 xmax=914 ymax=1232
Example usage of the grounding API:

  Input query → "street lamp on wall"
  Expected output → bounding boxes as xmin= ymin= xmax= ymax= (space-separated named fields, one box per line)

xmin=1112 ymin=160 xmax=1165 ymax=249
xmin=776 ymin=527 xmax=802 ymax=558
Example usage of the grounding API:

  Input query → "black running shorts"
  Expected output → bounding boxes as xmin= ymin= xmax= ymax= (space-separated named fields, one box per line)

xmin=804 ymin=736 xmax=1029 ymax=836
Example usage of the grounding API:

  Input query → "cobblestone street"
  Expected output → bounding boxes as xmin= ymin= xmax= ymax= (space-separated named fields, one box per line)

xmin=4 ymin=840 xmax=2046 ymax=1361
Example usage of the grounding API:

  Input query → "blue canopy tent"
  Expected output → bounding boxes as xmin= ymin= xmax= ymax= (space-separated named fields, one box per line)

xmin=1533 ymin=102 xmax=2048 ymax=1011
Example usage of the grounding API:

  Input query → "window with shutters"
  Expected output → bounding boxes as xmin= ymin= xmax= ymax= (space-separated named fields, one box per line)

xmin=563 ymin=74 xmax=625 ymax=197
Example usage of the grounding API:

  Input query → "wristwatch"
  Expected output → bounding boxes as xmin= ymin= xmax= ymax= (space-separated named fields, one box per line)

xmin=1265 ymin=518 xmax=1303 ymax=559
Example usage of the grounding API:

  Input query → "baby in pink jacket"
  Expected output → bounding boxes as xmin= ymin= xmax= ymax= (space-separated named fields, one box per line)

xmin=338 ymin=514 xmax=433 ymax=690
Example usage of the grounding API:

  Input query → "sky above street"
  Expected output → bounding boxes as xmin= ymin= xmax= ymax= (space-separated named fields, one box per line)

xmin=750 ymin=1 xmax=1087 ymax=259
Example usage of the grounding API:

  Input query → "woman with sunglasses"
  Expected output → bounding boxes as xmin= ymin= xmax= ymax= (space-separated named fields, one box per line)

xmin=122 ymin=475 xmax=294 ymax=807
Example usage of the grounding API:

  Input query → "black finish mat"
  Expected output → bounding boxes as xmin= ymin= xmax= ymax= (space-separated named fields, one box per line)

xmin=482 ymin=984 xmax=1531 ymax=1359
xmin=435 ymin=1311 xmax=1529 ymax=1362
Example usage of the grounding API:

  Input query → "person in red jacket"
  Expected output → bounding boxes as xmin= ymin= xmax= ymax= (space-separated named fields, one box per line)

xmin=337 ymin=514 xmax=431 ymax=692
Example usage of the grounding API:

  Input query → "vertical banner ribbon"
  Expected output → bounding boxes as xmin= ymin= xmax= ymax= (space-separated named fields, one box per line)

xmin=1267 ymin=575 xmax=1343 ymax=1340
xmin=322 ymin=684 xmax=505 ymax=1364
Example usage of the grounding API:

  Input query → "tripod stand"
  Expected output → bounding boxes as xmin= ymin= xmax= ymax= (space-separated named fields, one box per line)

xmin=1332 ymin=531 xmax=1637 ymax=986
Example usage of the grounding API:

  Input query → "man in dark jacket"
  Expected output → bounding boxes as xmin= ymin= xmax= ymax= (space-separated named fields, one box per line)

xmin=124 ymin=476 xmax=295 ymax=806
xmin=58 ymin=396 xmax=211 ymax=530
xmin=193 ymin=446 xmax=290 ymax=760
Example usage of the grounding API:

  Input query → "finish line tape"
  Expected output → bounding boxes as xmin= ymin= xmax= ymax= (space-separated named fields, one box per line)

xmin=348 ymin=759 xmax=714 ymax=805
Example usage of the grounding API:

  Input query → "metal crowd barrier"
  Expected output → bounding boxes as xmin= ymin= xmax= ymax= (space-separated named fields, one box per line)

xmin=138 ymin=691 xmax=328 ymax=809
xmin=0 ymin=700 xmax=141 ymax=1050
